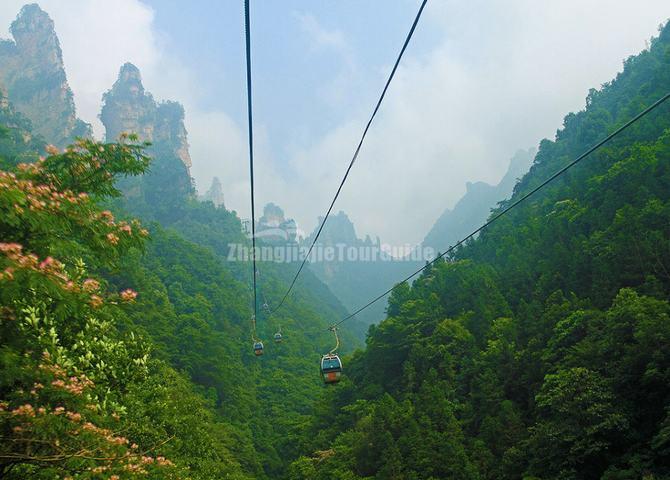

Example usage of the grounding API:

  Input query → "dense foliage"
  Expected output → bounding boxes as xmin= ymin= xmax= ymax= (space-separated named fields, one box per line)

xmin=289 ymin=22 xmax=670 ymax=480
xmin=104 ymin=121 xmax=363 ymax=480
xmin=0 ymin=136 xmax=252 ymax=479
xmin=0 ymin=104 xmax=363 ymax=478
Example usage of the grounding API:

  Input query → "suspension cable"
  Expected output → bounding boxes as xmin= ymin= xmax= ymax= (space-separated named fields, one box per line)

xmin=270 ymin=0 xmax=430 ymax=315
xmin=244 ymin=0 xmax=258 ymax=324
xmin=328 ymin=91 xmax=670 ymax=329
xmin=329 ymin=327 xmax=340 ymax=354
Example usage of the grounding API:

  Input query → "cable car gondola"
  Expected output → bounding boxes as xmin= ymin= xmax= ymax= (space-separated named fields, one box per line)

xmin=274 ymin=332 xmax=283 ymax=343
xmin=321 ymin=326 xmax=342 ymax=384
xmin=253 ymin=341 xmax=264 ymax=356
xmin=321 ymin=353 xmax=342 ymax=384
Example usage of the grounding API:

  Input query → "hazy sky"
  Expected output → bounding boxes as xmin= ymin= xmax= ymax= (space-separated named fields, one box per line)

xmin=1 ymin=1 xmax=670 ymax=246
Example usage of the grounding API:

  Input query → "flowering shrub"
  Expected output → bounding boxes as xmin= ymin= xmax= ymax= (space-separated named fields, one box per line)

xmin=0 ymin=140 xmax=149 ymax=270
xmin=0 ymin=352 xmax=175 ymax=478
xmin=0 ymin=138 xmax=179 ymax=478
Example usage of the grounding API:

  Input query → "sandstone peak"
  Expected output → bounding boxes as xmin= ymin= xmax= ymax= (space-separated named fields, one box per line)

xmin=0 ymin=3 xmax=91 ymax=146
xmin=11 ymin=4 xmax=55 ymax=41
xmin=101 ymin=63 xmax=192 ymax=170
xmin=115 ymin=63 xmax=146 ymax=96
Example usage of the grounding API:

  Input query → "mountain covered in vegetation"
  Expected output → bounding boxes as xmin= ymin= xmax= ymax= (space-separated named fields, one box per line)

xmin=303 ymin=149 xmax=533 ymax=331
xmin=288 ymin=21 xmax=670 ymax=480
xmin=0 ymin=4 xmax=362 ymax=479
xmin=101 ymin=63 xmax=192 ymax=171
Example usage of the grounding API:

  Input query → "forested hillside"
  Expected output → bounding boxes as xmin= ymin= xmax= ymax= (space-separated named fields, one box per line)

xmin=0 ymin=96 xmax=358 ymax=478
xmin=0 ymin=10 xmax=359 ymax=476
xmin=289 ymin=21 xmax=670 ymax=480
xmin=0 ymin=130 xmax=255 ymax=478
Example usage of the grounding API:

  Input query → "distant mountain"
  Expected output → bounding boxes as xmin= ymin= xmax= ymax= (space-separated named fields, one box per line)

xmin=0 ymin=4 xmax=90 ymax=146
xmin=304 ymin=211 xmax=419 ymax=332
xmin=101 ymin=63 xmax=194 ymax=217
xmin=422 ymin=148 xmax=534 ymax=252
xmin=304 ymin=211 xmax=376 ymax=248
xmin=302 ymin=151 xmax=534 ymax=331
xmin=200 ymin=176 xmax=225 ymax=207
xmin=101 ymin=62 xmax=192 ymax=171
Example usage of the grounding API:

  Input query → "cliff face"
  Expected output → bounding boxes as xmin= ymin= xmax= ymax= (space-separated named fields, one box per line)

xmin=422 ymin=148 xmax=535 ymax=251
xmin=100 ymin=63 xmax=192 ymax=170
xmin=0 ymin=4 xmax=90 ymax=147
xmin=0 ymin=88 xmax=45 ymax=169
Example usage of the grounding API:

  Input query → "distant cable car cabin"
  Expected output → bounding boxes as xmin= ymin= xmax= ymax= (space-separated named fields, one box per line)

xmin=253 ymin=341 xmax=264 ymax=356
xmin=274 ymin=332 xmax=283 ymax=343
xmin=320 ymin=353 xmax=342 ymax=384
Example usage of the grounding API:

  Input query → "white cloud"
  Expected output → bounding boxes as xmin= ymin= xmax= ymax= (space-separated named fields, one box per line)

xmin=264 ymin=0 xmax=670 ymax=247
xmin=295 ymin=12 xmax=347 ymax=52
xmin=294 ymin=10 xmax=358 ymax=111
xmin=1 ymin=1 xmax=670 ymax=248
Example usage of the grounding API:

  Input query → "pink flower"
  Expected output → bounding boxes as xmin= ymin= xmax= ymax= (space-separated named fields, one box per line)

xmin=11 ymin=404 xmax=35 ymax=417
xmin=1 ymin=268 xmax=14 ymax=281
xmin=108 ymin=435 xmax=129 ymax=445
xmin=120 ymin=289 xmax=137 ymax=303
xmin=82 ymin=278 xmax=100 ymax=293
xmin=156 ymin=456 xmax=174 ymax=466
xmin=0 ymin=243 xmax=22 ymax=255
xmin=51 ymin=379 xmax=66 ymax=389
xmin=106 ymin=233 xmax=119 ymax=245
xmin=89 ymin=295 xmax=103 ymax=309
xmin=66 ymin=411 xmax=82 ymax=422
xmin=38 ymin=257 xmax=55 ymax=270
xmin=45 ymin=144 xmax=59 ymax=155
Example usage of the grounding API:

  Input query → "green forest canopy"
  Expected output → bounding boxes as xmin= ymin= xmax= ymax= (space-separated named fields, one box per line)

xmin=0 ymin=16 xmax=670 ymax=480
